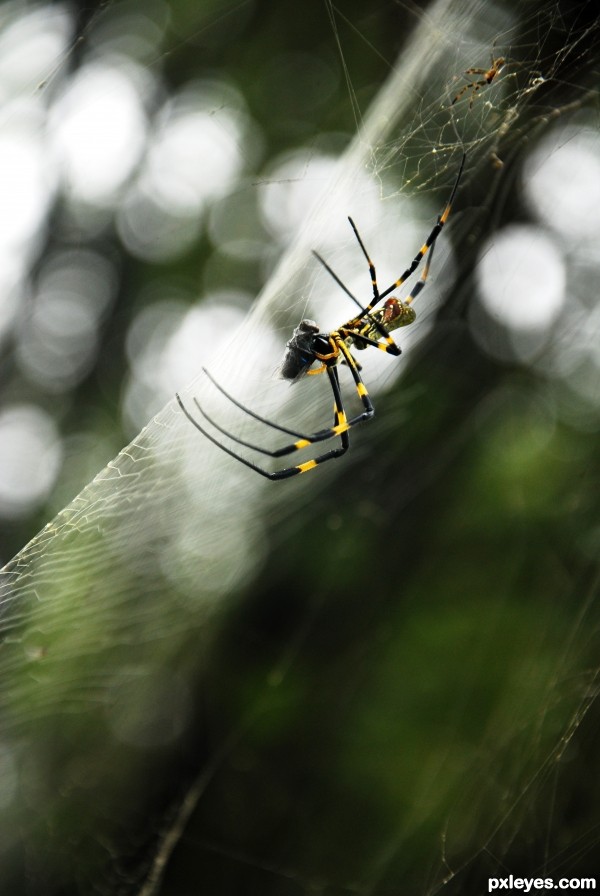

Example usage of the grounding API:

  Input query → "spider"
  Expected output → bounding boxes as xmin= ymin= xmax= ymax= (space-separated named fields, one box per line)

xmin=176 ymin=155 xmax=465 ymax=481
xmin=451 ymin=53 xmax=506 ymax=108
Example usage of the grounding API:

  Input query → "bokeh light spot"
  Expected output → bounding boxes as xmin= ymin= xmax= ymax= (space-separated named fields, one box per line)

xmin=260 ymin=151 xmax=341 ymax=244
xmin=146 ymin=106 xmax=245 ymax=212
xmin=122 ymin=294 xmax=250 ymax=433
xmin=0 ymin=5 xmax=72 ymax=96
xmin=523 ymin=125 xmax=600 ymax=246
xmin=16 ymin=249 xmax=117 ymax=392
xmin=476 ymin=224 xmax=566 ymax=331
xmin=0 ymin=405 xmax=62 ymax=518
xmin=50 ymin=58 xmax=148 ymax=203
xmin=0 ymin=113 xmax=52 ymax=253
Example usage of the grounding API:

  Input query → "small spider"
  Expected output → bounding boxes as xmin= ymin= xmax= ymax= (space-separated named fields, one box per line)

xmin=177 ymin=155 xmax=465 ymax=481
xmin=451 ymin=53 xmax=506 ymax=108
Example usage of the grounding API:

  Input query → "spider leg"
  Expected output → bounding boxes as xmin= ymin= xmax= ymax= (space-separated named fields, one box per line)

xmin=312 ymin=251 xmax=400 ymax=355
xmin=199 ymin=367 xmax=300 ymax=437
xmin=340 ymin=236 xmax=435 ymax=356
xmin=345 ymin=218 xmax=404 ymax=355
xmin=312 ymin=250 xmax=366 ymax=316
xmin=317 ymin=154 xmax=460 ymax=353
xmin=451 ymin=67 xmax=487 ymax=105
xmin=348 ymin=154 xmax=465 ymax=313
xmin=315 ymin=194 xmax=450 ymax=357
xmin=188 ymin=386 xmax=346 ymax=459
xmin=467 ymin=81 xmax=486 ymax=109
xmin=335 ymin=339 xmax=375 ymax=420
xmin=177 ymin=393 xmax=302 ymax=480
xmin=347 ymin=217 xmax=380 ymax=307
xmin=451 ymin=82 xmax=471 ymax=105
xmin=341 ymin=219 xmax=439 ymax=356
xmin=196 ymin=356 xmax=373 ymax=449
xmin=403 ymin=235 xmax=436 ymax=307
xmin=176 ymin=366 xmax=351 ymax=480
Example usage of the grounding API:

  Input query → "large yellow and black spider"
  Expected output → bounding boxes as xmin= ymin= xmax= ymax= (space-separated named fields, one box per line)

xmin=177 ymin=155 xmax=465 ymax=481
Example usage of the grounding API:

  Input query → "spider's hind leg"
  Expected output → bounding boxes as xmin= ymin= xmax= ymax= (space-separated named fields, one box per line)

xmin=176 ymin=363 xmax=353 ymax=480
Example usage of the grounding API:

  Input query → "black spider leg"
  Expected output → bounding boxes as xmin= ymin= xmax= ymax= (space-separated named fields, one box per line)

xmin=349 ymin=153 xmax=466 ymax=313
xmin=405 ymin=237 xmax=436 ymax=306
xmin=176 ymin=366 xmax=351 ymax=481
xmin=312 ymin=251 xmax=399 ymax=354
xmin=191 ymin=362 xmax=373 ymax=453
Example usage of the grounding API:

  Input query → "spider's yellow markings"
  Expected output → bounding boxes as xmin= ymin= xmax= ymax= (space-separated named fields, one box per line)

xmin=356 ymin=382 xmax=368 ymax=398
xmin=293 ymin=410 xmax=349 ymax=451
xmin=378 ymin=335 xmax=396 ymax=352
xmin=297 ymin=459 xmax=318 ymax=474
xmin=332 ymin=411 xmax=349 ymax=436
xmin=439 ymin=202 xmax=452 ymax=224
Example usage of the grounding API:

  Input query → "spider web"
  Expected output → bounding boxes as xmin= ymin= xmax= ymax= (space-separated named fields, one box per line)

xmin=0 ymin=0 xmax=599 ymax=893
